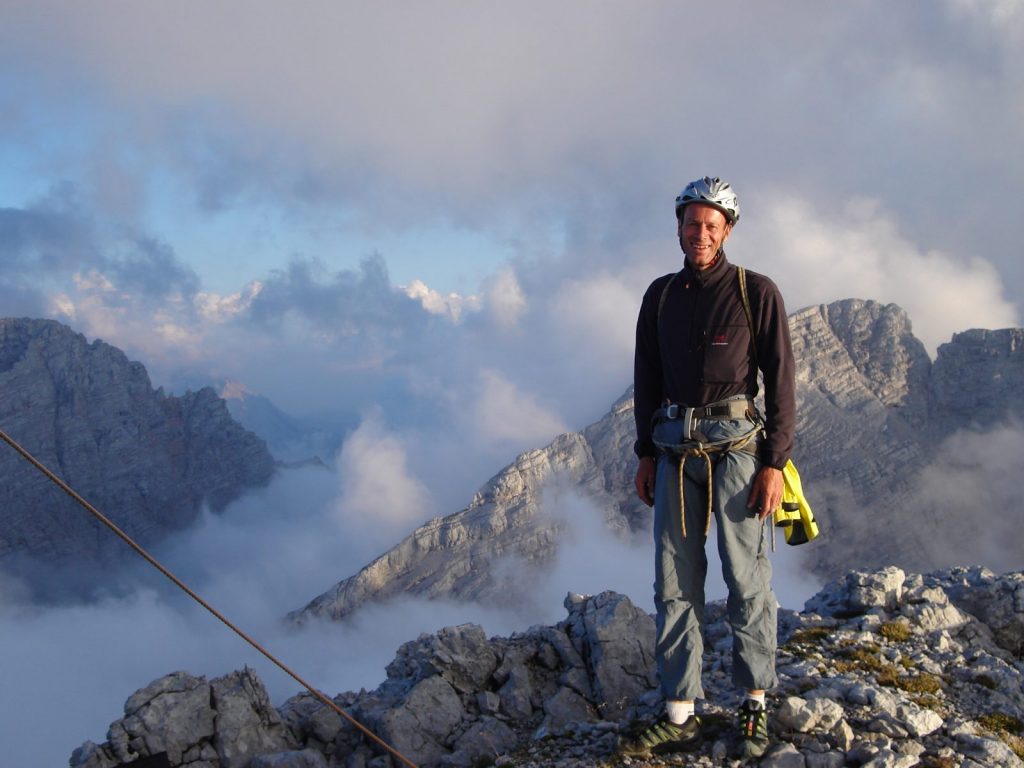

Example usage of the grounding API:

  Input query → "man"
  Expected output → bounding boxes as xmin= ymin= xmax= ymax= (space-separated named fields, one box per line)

xmin=622 ymin=176 xmax=795 ymax=759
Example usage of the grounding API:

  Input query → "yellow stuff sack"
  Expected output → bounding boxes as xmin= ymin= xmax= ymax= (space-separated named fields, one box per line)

xmin=774 ymin=459 xmax=819 ymax=545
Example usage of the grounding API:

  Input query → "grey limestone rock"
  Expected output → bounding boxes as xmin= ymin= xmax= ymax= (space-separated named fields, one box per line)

xmin=111 ymin=671 xmax=215 ymax=765
xmin=804 ymin=752 xmax=844 ymax=768
xmin=71 ymin=667 xmax=292 ymax=768
xmin=936 ymin=566 xmax=1024 ymax=657
xmin=568 ymin=590 xmax=658 ymax=720
xmin=540 ymin=687 xmax=597 ymax=730
xmin=759 ymin=742 xmax=806 ymax=767
xmin=385 ymin=623 xmax=499 ymax=695
xmin=897 ymin=703 xmax=943 ymax=738
xmin=956 ymin=732 xmax=1024 ymax=767
xmin=249 ymin=749 xmax=329 ymax=768
xmin=210 ymin=668 xmax=297 ymax=767
xmin=776 ymin=696 xmax=844 ymax=733
xmin=803 ymin=566 xmax=906 ymax=616
xmin=73 ymin=567 xmax=1024 ymax=768
xmin=930 ymin=328 xmax=1024 ymax=424
xmin=0 ymin=318 xmax=274 ymax=587
xmin=442 ymin=717 xmax=517 ymax=767
xmin=372 ymin=675 xmax=465 ymax=766
xmin=861 ymin=748 xmax=919 ymax=768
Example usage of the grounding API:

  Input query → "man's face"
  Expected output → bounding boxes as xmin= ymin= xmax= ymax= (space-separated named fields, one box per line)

xmin=678 ymin=203 xmax=733 ymax=269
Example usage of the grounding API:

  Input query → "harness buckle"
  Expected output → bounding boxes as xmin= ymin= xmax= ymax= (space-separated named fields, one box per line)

xmin=682 ymin=406 xmax=696 ymax=441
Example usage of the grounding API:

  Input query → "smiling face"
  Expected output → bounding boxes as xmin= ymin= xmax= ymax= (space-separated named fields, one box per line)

xmin=678 ymin=203 xmax=733 ymax=269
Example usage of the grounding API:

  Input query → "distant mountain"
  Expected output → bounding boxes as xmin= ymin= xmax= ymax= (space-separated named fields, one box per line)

xmin=219 ymin=380 xmax=345 ymax=464
xmin=291 ymin=299 xmax=1024 ymax=624
xmin=0 ymin=319 xmax=275 ymax=586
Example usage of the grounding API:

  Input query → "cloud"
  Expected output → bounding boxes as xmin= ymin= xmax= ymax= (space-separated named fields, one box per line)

xmin=742 ymin=195 xmax=1019 ymax=353
xmin=546 ymin=270 xmax=640 ymax=380
xmin=482 ymin=267 xmax=528 ymax=330
xmin=244 ymin=255 xmax=420 ymax=335
xmin=3 ymin=2 xmax=1021 ymax=301
xmin=1 ymin=186 xmax=199 ymax=298
xmin=946 ymin=0 xmax=1024 ymax=37
xmin=903 ymin=425 xmax=1024 ymax=574
xmin=334 ymin=411 xmax=435 ymax=549
xmin=195 ymin=281 xmax=265 ymax=322
xmin=403 ymin=279 xmax=480 ymax=323
xmin=468 ymin=369 xmax=569 ymax=447
xmin=2 ymin=4 xmax=1021 ymax=428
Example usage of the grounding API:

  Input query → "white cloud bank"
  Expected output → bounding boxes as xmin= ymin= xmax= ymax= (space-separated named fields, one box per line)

xmin=743 ymin=195 xmax=1020 ymax=354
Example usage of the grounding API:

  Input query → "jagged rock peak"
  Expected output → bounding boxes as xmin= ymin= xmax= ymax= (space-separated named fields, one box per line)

xmin=789 ymin=299 xmax=931 ymax=412
xmin=0 ymin=318 xmax=275 ymax=579
xmin=73 ymin=565 xmax=1024 ymax=768
xmin=931 ymin=326 xmax=1024 ymax=423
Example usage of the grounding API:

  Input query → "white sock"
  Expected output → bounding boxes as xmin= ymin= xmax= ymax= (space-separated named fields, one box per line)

xmin=745 ymin=691 xmax=766 ymax=709
xmin=666 ymin=699 xmax=695 ymax=724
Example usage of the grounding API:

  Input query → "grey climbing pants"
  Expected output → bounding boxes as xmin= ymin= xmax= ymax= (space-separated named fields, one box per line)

xmin=652 ymin=416 xmax=778 ymax=701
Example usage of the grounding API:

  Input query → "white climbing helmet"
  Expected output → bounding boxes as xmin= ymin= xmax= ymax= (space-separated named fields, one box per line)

xmin=675 ymin=176 xmax=740 ymax=224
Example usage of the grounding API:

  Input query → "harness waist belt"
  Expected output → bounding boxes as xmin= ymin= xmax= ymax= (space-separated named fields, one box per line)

xmin=659 ymin=397 xmax=753 ymax=422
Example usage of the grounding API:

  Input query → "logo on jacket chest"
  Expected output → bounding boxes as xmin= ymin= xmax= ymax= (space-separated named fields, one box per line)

xmin=711 ymin=333 xmax=729 ymax=346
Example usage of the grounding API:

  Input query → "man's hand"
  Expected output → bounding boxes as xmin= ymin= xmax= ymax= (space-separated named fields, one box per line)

xmin=635 ymin=456 xmax=656 ymax=507
xmin=747 ymin=465 xmax=783 ymax=521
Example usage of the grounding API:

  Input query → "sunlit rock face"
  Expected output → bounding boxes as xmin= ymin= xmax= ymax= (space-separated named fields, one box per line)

xmin=292 ymin=300 xmax=1024 ymax=623
xmin=0 ymin=318 xmax=274 ymax=576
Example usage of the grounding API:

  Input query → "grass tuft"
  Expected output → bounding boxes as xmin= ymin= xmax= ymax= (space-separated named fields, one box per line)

xmin=788 ymin=627 xmax=832 ymax=645
xmin=974 ymin=674 xmax=999 ymax=690
xmin=978 ymin=713 xmax=1024 ymax=734
xmin=878 ymin=621 xmax=912 ymax=642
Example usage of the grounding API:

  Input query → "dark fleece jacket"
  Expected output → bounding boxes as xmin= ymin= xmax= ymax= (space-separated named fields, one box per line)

xmin=633 ymin=252 xmax=795 ymax=469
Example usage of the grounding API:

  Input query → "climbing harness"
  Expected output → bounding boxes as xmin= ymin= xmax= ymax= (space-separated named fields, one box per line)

xmin=0 ymin=427 xmax=418 ymax=768
xmin=651 ymin=397 xmax=761 ymax=540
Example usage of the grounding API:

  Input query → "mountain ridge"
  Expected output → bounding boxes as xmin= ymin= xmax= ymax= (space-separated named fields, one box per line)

xmin=292 ymin=298 xmax=1024 ymax=624
xmin=0 ymin=317 xmax=276 ymax=589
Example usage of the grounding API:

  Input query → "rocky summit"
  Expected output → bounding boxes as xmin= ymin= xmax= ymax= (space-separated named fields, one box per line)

xmin=0 ymin=318 xmax=275 ymax=579
xmin=71 ymin=565 xmax=1024 ymax=767
xmin=293 ymin=300 xmax=1024 ymax=624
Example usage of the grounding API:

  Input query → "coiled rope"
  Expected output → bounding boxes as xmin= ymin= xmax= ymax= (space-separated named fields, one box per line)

xmin=0 ymin=427 xmax=418 ymax=768
xmin=674 ymin=427 xmax=759 ymax=540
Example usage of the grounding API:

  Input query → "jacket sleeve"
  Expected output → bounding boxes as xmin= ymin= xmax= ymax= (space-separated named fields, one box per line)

xmin=633 ymin=279 xmax=665 ymax=459
xmin=753 ymin=277 xmax=796 ymax=469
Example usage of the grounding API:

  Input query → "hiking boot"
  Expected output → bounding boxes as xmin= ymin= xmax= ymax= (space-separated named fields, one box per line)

xmin=618 ymin=714 xmax=702 ymax=756
xmin=735 ymin=699 xmax=769 ymax=759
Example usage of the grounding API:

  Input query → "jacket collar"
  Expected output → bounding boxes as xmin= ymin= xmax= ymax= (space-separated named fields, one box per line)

xmin=684 ymin=250 xmax=731 ymax=287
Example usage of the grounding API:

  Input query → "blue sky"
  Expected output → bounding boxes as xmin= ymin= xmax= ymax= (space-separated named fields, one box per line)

xmin=2 ymin=3 xmax=1024 ymax=763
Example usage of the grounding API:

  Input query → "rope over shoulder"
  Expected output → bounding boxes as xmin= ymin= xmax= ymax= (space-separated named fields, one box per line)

xmin=0 ymin=426 xmax=419 ymax=768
